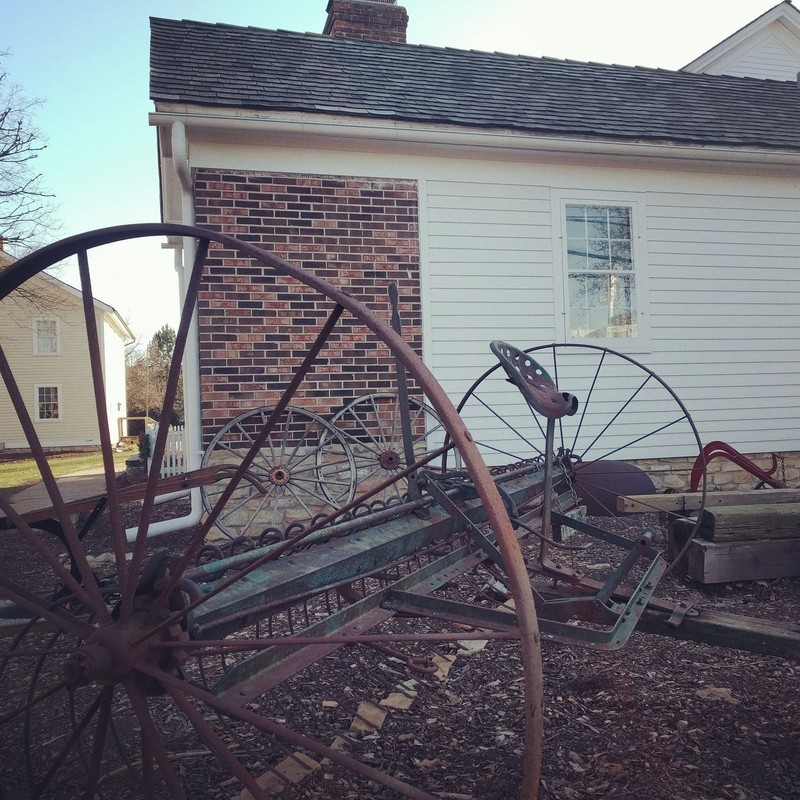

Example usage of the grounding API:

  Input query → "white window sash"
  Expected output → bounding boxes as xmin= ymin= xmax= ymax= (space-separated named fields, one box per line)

xmin=34 ymin=385 xmax=62 ymax=422
xmin=33 ymin=317 xmax=60 ymax=356
xmin=551 ymin=190 xmax=650 ymax=353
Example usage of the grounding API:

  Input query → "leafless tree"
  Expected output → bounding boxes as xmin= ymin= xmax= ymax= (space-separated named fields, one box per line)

xmin=0 ymin=51 xmax=58 ymax=253
xmin=127 ymin=325 xmax=184 ymax=425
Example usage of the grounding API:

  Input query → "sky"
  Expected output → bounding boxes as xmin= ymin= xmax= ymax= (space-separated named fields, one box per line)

xmin=1 ymin=0 xmax=782 ymax=345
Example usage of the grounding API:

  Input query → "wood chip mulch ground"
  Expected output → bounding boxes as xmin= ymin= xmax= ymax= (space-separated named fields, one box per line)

xmin=1 ymin=492 xmax=798 ymax=800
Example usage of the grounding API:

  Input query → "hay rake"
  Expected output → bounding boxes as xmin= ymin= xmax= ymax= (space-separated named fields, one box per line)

xmin=1 ymin=224 xmax=798 ymax=800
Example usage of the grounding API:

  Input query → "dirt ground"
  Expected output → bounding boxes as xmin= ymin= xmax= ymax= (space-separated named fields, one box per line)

xmin=1 ymin=492 xmax=798 ymax=800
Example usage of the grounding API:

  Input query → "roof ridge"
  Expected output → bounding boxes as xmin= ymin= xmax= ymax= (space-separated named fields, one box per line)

xmin=150 ymin=16 xmax=797 ymax=86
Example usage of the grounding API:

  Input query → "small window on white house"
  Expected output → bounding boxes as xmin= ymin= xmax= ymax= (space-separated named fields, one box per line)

xmin=33 ymin=318 xmax=60 ymax=355
xmin=36 ymin=386 xmax=61 ymax=421
xmin=565 ymin=204 xmax=637 ymax=339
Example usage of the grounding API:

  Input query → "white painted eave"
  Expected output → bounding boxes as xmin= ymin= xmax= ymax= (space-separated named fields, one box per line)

xmin=149 ymin=106 xmax=800 ymax=171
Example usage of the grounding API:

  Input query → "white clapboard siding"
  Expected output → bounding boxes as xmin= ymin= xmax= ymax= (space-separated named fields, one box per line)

xmin=722 ymin=35 xmax=800 ymax=81
xmin=422 ymin=170 xmax=800 ymax=459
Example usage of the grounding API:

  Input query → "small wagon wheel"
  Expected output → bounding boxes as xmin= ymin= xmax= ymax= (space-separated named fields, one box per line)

xmin=321 ymin=392 xmax=453 ymax=504
xmin=450 ymin=342 xmax=707 ymax=564
xmin=0 ymin=224 xmax=544 ymax=800
xmin=200 ymin=405 xmax=357 ymax=540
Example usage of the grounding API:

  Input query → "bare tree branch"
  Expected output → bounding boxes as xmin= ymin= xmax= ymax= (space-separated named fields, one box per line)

xmin=0 ymin=51 xmax=59 ymax=253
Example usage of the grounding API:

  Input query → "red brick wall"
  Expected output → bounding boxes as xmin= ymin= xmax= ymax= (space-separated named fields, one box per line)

xmin=323 ymin=1 xmax=408 ymax=44
xmin=194 ymin=170 xmax=421 ymax=444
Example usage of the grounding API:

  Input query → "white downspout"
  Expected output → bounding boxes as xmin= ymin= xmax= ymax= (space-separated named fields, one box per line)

xmin=126 ymin=121 xmax=204 ymax=540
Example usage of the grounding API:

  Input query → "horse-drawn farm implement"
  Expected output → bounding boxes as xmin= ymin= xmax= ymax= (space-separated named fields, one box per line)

xmin=1 ymin=225 xmax=798 ymax=799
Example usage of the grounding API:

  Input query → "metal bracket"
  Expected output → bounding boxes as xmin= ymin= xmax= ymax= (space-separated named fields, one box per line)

xmin=418 ymin=471 xmax=507 ymax=571
xmin=666 ymin=593 xmax=702 ymax=627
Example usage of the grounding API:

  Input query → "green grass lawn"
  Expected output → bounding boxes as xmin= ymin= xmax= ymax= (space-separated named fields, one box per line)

xmin=0 ymin=448 xmax=134 ymax=501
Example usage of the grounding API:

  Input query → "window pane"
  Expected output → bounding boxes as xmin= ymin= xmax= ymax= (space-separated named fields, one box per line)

xmin=569 ymin=274 xmax=636 ymax=338
xmin=587 ymin=238 xmax=610 ymax=270
xmin=610 ymin=240 xmax=633 ymax=270
xmin=586 ymin=206 xmax=609 ymax=238
xmin=566 ymin=238 xmax=588 ymax=270
xmin=37 ymin=386 xmax=60 ymax=420
xmin=35 ymin=319 xmax=58 ymax=355
xmin=565 ymin=205 xmax=586 ymax=238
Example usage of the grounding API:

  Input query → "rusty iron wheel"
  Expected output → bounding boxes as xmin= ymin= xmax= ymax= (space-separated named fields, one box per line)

xmin=0 ymin=224 xmax=544 ymax=800
xmin=200 ymin=405 xmax=357 ymax=540
xmin=321 ymin=392 xmax=455 ymax=505
xmin=451 ymin=342 xmax=708 ymax=563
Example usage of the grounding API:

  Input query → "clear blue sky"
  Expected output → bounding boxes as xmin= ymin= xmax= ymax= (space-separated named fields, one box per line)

xmin=2 ymin=0 xmax=779 ymax=343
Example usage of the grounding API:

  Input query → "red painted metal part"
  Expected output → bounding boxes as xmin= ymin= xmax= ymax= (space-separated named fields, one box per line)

xmin=690 ymin=440 xmax=787 ymax=492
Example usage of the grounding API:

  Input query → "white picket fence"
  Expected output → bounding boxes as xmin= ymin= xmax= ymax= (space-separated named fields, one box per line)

xmin=146 ymin=424 xmax=186 ymax=478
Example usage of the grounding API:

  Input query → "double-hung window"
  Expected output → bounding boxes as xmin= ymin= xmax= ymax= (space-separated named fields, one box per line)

xmin=33 ymin=318 xmax=60 ymax=355
xmin=555 ymin=193 xmax=648 ymax=349
xmin=35 ymin=385 xmax=61 ymax=421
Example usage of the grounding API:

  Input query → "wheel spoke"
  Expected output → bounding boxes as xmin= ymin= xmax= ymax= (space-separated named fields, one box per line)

xmin=76 ymin=250 xmax=130 ymax=595
xmin=576 ymin=373 xmax=653 ymax=462
xmin=0 ymin=497 xmax=98 ymax=613
xmin=165 ymin=685 xmax=268 ymax=799
xmin=125 ymin=679 xmax=187 ymax=800
xmin=82 ymin=685 xmax=114 ymax=800
xmin=124 ymin=237 xmax=210 ymax=622
xmin=152 ymin=305 xmax=346 ymax=616
xmin=0 ymin=572 xmax=93 ymax=639
xmin=0 ymin=348 xmax=110 ymax=620
xmin=32 ymin=687 xmax=103 ymax=798
xmin=140 ymin=663 xmax=440 ymax=800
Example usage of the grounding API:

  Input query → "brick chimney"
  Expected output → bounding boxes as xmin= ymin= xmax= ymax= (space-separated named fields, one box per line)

xmin=324 ymin=0 xmax=408 ymax=44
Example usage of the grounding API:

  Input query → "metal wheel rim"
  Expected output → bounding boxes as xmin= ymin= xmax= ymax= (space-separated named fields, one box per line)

xmin=0 ymin=223 xmax=544 ymax=800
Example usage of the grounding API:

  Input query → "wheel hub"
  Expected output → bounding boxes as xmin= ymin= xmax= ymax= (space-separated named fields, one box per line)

xmin=379 ymin=449 xmax=402 ymax=470
xmin=269 ymin=465 xmax=291 ymax=485
xmin=64 ymin=552 xmax=191 ymax=690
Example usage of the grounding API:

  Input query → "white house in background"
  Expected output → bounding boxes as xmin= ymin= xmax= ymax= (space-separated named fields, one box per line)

xmin=150 ymin=0 xmax=800 ymax=488
xmin=683 ymin=0 xmax=800 ymax=79
xmin=0 ymin=243 xmax=134 ymax=450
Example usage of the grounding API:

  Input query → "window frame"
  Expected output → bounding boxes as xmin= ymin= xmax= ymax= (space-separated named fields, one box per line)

xmin=34 ymin=385 xmax=62 ymax=422
xmin=33 ymin=317 xmax=61 ymax=356
xmin=552 ymin=190 xmax=650 ymax=352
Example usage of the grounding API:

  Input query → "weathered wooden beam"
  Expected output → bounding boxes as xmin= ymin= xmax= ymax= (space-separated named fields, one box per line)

xmin=618 ymin=488 xmax=800 ymax=514
xmin=686 ymin=537 xmax=800 ymax=584
xmin=634 ymin=605 xmax=800 ymax=661
xmin=695 ymin=503 xmax=800 ymax=542
xmin=537 ymin=579 xmax=800 ymax=661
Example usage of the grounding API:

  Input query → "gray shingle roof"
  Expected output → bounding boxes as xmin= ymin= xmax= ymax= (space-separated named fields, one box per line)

xmin=150 ymin=17 xmax=800 ymax=152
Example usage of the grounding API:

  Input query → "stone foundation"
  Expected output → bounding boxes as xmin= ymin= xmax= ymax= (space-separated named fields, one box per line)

xmin=632 ymin=450 xmax=799 ymax=494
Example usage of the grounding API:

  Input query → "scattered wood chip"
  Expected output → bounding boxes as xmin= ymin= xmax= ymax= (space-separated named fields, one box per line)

xmin=432 ymin=653 xmax=457 ymax=680
xmin=380 ymin=690 xmax=417 ymax=710
xmin=349 ymin=702 xmax=387 ymax=734
xmin=695 ymin=686 xmax=739 ymax=704
xmin=234 ymin=752 xmax=320 ymax=799
xmin=457 ymin=638 xmax=488 ymax=655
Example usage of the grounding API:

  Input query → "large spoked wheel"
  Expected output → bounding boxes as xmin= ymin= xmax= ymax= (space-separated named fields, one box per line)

xmin=453 ymin=342 xmax=707 ymax=557
xmin=322 ymin=392 xmax=451 ymax=504
xmin=0 ymin=225 xmax=544 ymax=800
xmin=201 ymin=405 xmax=357 ymax=540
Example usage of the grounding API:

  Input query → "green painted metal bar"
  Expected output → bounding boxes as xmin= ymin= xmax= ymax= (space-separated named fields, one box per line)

xmin=193 ymin=470 xmax=563 ymax=632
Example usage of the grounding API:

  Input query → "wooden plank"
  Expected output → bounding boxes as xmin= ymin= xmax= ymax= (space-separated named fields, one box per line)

xmin=634 ymin=604 xmax=800 ymax=661
xmin=686 ymin=537 xmax=800 ymax=584
xmin=700 ymin=503 xmax=800 ymax=542
xmin=537 ymin=579 xmax=800 ymax=661
xmin=618 ymin=488 xmax=800 ymax=514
